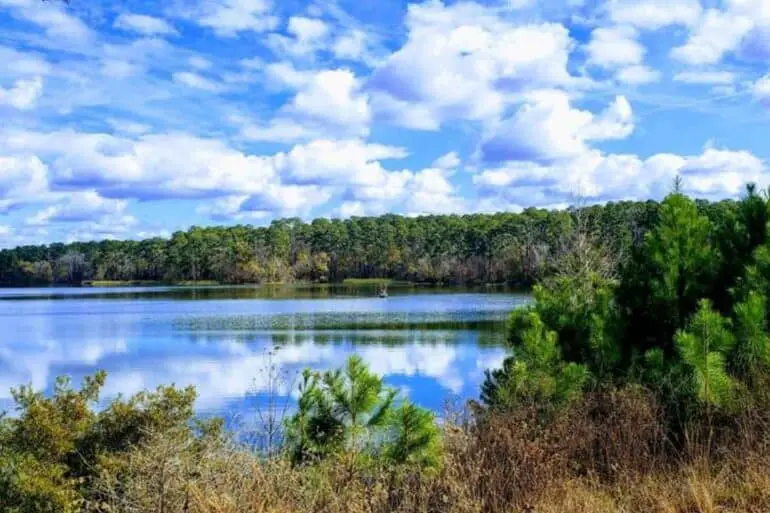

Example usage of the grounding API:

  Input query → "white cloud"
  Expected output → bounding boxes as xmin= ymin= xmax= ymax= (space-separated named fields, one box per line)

xmin=337 ymin=166 xmax=463 ymax=218
xmin=754 ymin=74 xmax=770 ymax=103
xmin=240 ymin=119 xmax=319 ymax=143
xmin=369 ymin=1 xmax=576 ymax=129
xmin=275 ymin=139 xmax=408 ymax=187
xmin=267 ymin=16 xmax=330 ymax=58
xmin=1 ymin=130 xmax=280 ymax=200
xmin=101 ymin=60 xmax=140 ymax=79
xmin=0 ymin=155 xmax=49 ymax=213
xmin=26 ymin=191 xmax=134 ymax=227
xmin=480 ymin=91 xmax=634 ymax=164
xmin=0 ymin=76 xmax=43 ymax=110
xmin=672 ymin=9 xmax=754 ymax=65
xmin=184 ymin=0 xmax=279 ymax=37
xmin=264 ymin=62 xmax=313 ymax=90
xmin=188 ymin=56 xmax=212 ymax=70
xmin=0 ymin=46 xmax=50 ymax=77
xmin=106 ymin=119 xmax=152 ymax=135
xmin=671 ymin=0 xmax=770 ymax=66
xmin=586 ymin=26 xmax=644 ymax=68
xmin=0 ymin=225 xmax=11 ymax=237
xmin=243 ymin=69 xmax=372 ymax=141
xmin=198 ymin=184 xmax=334 ymax=220
xmin=332 ymin=29 xmax=370 ymax=62
xmin=0 ymin=130 xmax=453 ymax=221
xmin=286 ymin=70 xmax=371 ymax=135
xmin=433 ymin=151 xmax=461 ymax=169
xmin=674 ymin=70 xmax=737 ymax=84
xmin=615 ymin=65 xmax=661 ymax=85
xmin=172 ymin=71 xmax=223 ymax=92
xmin=0 ymin=0 xmax=92 ymax=42
xmin=403 ymin=168 xmax=461 ymax=215
xmin=475 ymin=146 xmax=767 ymax=208
xmin=114 ymin=13 xmax=178 ymax=36
xmin=608 ymin=0 xmax=702 ymax=30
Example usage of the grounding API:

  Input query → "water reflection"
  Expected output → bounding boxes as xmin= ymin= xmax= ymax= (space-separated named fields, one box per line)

xmin=0 ymin=290 xmax=527 ymax=416
xmin=0 ymin=284 xmax=526 ymax=301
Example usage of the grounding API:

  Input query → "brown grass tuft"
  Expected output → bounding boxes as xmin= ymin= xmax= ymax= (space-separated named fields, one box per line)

xmin=93 ymin=387 xmax=770 ymax=513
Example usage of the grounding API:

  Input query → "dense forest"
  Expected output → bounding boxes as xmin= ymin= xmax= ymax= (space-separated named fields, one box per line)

xmin=0 ymin=198 xmax=732 ymax=287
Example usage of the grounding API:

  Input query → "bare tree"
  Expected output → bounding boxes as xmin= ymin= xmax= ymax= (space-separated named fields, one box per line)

xmin=242 ymin=344 xmax=297 ymax=456
xmin=559 ymin=197 xmax=620 ymax=281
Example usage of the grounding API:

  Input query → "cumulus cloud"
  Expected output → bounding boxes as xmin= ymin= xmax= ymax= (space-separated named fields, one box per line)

xmin=480 ymin=91 xmax=634 ymax=164
xmin=198 ymin=184 xmax=334 ymax=221
xmin=672 ymin=10 xmax=753 ymax=65
xmin=584 ymin=25 xmax=660 ymax=85
xmin=172 ymin=71 xmax=223 ymax=92
xmin=0 ymin=0 xmax=92 ymax=42
xmin=181 ymin=0 xmax=279 ymax=37
xmin=275 ymin=139 xmax=407 ymax=187
xmin=114 ymin=13 xmax=178 ymax=36
xmin=586 ymin=26 xmax=644 ymax=68
xmin=263 ymin=62 xmax=313 ymax=90
xmin=188 ymin=56 xmax=212 ymax=70
xmin=369 ymin=0 xmax=576 ymax=129
xmin=332 ymin=29 xmax=370 ymax=62
xmin=267 ymin=16 xmax=330 ymax=58
xmin=0 ymin=155 xmax=49 ymax=213
xmin=242 ymin=69 xmax=371 ymax=141
xmin=607 ymin=0 xmax=702 ymax=30
xmin=615 ymin=65 xmax=661 ymax=85
xmin=0 ymin=129 xmax=455 ymax=221
xmin=754 ymin=74 xmax=770 ymax=104
xmin=25 ymin=191 xmax=134 ymax=227
xmin=1 ymin=130 xmax=279 ymax=200
xmin=0 ymin=77 xmax=43 ymax=110
xmin=286 ymin=70 xmax=370 ymax=133
xmin=432 ymin=151 xmax=461 ymax=169
xmin=672 ymin=1 xmax=770 ymax=65
xmin=475 ymin=146 xmax=767 ymax=210
xmin=0 ymin=46 xmax=50 ymax=77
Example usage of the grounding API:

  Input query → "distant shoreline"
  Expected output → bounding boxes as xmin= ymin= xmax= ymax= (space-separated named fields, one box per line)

xmin=1 ymin=279 xmax=522 ymax=289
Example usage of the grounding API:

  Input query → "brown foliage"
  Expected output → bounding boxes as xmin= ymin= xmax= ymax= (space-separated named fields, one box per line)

xmin=94 ymin=387 xmax=770 ymax=513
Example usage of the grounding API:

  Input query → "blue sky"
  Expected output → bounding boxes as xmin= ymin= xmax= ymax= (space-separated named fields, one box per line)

xmin=1 ymin=0 xmax=770 ymax=247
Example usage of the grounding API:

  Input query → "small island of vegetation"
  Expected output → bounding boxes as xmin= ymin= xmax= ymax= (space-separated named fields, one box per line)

xmin=3 ymin=184 xmax=770 ymax=512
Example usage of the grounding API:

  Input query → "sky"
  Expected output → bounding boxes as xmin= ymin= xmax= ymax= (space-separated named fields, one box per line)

xmin=1 ymin=0 xmax=770 ymax=247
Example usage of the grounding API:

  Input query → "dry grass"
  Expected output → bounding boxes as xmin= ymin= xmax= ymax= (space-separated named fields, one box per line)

xmin=94 ymin=388 xmax=770 ymax=513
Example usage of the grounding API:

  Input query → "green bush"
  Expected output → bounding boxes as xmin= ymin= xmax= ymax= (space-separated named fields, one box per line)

xmin=285 ymin=355 xmax=441 ymax=469
xmin=0 ymin=372 xmax=205 ymax=512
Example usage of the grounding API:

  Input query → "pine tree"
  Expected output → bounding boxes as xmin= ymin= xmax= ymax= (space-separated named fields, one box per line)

xmin=481 ymin=310 xmax=588 ymax=412
xmin=675 ymin=300 xmax=735 ymax=408
xmin=383 ymin=400 xmax=441 ymax=468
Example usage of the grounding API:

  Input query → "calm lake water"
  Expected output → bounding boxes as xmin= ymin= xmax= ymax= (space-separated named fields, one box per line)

xmin=0 ymin=285 xmax=530 ymax=420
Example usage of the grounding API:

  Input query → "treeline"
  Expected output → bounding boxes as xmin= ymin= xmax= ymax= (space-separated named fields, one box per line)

xmin=0 ymin=199 xmax=715 ymax=287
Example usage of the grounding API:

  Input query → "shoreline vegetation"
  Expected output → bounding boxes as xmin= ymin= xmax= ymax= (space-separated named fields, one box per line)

xmin=1 ymin=202 xmax=667 ymax=287
xmin=77 ymin=278 xmax=408 ymax=288
xmin=4 ymin=184 xmax=770 ymax=512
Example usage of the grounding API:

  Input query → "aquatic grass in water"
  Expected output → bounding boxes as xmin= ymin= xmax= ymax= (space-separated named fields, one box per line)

xmin=174 ymin=311 xmax=509 ymax=334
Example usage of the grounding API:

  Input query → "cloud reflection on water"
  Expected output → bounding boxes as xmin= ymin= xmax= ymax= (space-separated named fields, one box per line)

xmin=0 ymin=292 xmax=517 ymax=415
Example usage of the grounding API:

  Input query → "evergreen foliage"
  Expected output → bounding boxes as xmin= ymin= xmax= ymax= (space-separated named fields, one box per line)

xmin=0 ymin=205 xmax=665 ymax=286
xmin=484 ymin=183 xmax=770 ymax=424
xmin=284 ymin=356 xmax=439 ymax=468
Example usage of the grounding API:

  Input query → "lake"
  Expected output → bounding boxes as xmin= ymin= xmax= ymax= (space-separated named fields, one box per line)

xmin=0 ymin=285 xmax=530 ymax=423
